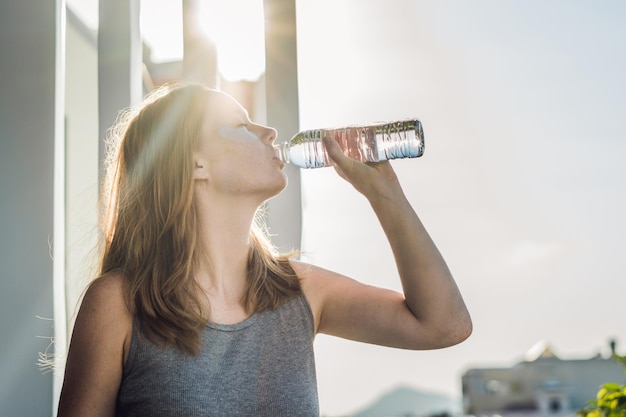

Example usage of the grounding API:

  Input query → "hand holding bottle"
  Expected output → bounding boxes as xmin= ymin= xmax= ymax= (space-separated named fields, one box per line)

xmin=276 ymin=119 xmax=424 ymax=169
xmin=322 ymin=134 xmax=404 ymax=203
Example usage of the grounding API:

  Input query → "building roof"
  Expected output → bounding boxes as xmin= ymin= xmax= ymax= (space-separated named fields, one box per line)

xmin=524 ymin=340 xmax=559 ymax=362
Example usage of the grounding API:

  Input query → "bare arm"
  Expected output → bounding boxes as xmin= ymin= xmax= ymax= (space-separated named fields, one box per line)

xmin=299 ymin=136 xmax=472 ymax=350
xmin=57 ymin=274 xmax=132 ymax=417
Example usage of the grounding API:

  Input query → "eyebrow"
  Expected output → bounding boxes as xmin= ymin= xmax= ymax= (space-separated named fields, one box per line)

xmin=230 ymin=105 xmax=250 ymax=122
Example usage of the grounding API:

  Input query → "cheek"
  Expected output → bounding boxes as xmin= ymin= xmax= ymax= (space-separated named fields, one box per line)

xmin=207 ymin=152 xmax=259 ymax=188
xmin=210 ymin=155 xmax=285 ymax=195
xmin=218 ymin=127 xmax=258 ymax=143
xmin=219 ymin=146 xmax=261 ymax=170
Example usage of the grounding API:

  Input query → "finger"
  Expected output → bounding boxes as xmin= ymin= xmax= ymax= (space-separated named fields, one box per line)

xmin=323 ymin=135 xmax=356 ymax=171
xmin=322 ymin=134 xmax=342 ymax=161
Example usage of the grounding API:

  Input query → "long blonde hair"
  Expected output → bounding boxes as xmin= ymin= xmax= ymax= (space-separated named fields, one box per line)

xmin=99 ymin=83 xmax=300 ymax=355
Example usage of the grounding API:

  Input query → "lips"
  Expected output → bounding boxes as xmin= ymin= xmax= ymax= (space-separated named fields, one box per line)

xmin=274 ymin=156 xmax=285 ymax=169
xmin=272 ymin=145 xmax=285 ymax=168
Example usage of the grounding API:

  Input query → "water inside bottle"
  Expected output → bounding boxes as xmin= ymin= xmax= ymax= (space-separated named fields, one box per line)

xmin=376 ymin=121 xmax=424 ymax=160
xmin=283 ymin=126 xmax=379 ymax=168
xmin=281 ymin=120 xmax=424 ymax=168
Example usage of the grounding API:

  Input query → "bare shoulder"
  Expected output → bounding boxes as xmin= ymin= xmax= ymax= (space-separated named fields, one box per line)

xmin=58 ymin=273 xmax=132 ymax=417
xmin=289 ymin=258 xmax=339 ymax=297
xmin=289 ymin=259 xmax=327 ymax=332
xmin=290 ymin=258 xmax=369 ymax=296
xmin=82 ymin=272 xmax=129 ymax=311
xmin=73 ymin=272 xmax=133 ymax=360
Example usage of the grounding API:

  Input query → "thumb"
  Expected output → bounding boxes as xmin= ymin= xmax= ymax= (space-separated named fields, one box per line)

xmin=323 ymin=134 xmax=351 ymax=167
xmin=322 ymin=134 xmax=363 ymax=183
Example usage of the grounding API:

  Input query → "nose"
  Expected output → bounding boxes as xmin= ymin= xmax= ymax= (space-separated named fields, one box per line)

xmin=259 ymin=124 xmax=277 ymax=145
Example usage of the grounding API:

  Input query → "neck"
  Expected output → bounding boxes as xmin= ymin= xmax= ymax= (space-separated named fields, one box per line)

xmin=193 ymin=193 xmax=259 ymax=305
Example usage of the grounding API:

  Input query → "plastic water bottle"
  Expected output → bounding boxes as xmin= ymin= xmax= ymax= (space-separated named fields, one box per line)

xmin=275 ymin=119 xmax=424 ymax=169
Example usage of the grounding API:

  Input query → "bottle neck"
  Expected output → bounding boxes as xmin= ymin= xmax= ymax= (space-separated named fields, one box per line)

xmin=273 ymin=143 xmax=290 ymax=164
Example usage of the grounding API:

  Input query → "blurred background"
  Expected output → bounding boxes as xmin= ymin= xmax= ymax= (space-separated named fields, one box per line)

xmin=1 ymin=1 xmax=625 ymax=416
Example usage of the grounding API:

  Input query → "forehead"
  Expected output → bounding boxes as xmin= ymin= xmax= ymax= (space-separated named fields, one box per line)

xmin=204 ymin=91 xmax=248 ymax=124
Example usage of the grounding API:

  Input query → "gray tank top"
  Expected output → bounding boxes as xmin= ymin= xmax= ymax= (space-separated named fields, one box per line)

xmin=116 ymin=294 xmax=319 ymax=417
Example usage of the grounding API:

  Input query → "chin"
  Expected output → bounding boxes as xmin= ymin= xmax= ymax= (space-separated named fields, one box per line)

xmin=259 ymin=175 xmax=288 ymax=202
xmin=272 ymin=176 xmax=288 ymax=197
xmin=274 ymin=170 xmax=288 ymax=190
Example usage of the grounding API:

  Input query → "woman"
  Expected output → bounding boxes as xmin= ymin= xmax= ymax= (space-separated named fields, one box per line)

xmin=57 ymin=83 xmax=472 ymax=417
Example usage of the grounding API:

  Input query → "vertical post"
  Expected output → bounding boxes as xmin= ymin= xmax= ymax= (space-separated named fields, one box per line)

xmin=53 ymin=0 xmax=67 ymax=411
xmin=0 ymin=1 xmax=60 ymax=415
xmin=263 ymin=0 xmax=303 ymax=253
xmin=182 ymin=0 xmax=219 ymax=88
xmin=98 ymin=0 xmax=143 ymax=176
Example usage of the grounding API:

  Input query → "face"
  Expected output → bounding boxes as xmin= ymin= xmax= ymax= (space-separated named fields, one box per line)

xmin=193 ymin=91 xmax=287 ymax=200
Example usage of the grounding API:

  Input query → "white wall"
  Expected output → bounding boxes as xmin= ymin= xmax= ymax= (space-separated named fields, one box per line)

xmin=0 ymin=2 xmax=59 ymax=416
xmin=64 ymin=8 xmax=100 ymax=328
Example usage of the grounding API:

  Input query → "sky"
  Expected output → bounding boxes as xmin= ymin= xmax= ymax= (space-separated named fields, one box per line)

xmin=67 ymin=1 xmax=626 ymax=416
xmin=298 ymin=1 xmax=626 ymax=415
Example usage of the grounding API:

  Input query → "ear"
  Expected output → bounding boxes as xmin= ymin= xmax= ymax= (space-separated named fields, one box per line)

xmin=193 ymin=153 xmax=210 ymax=180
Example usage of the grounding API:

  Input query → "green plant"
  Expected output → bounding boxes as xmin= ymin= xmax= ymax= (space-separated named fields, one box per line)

xmin=578 ymin=355 xmax=626 ymax=417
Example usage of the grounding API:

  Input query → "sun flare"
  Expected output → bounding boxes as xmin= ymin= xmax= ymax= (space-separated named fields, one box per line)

xmin=195 ymin=0 xmax=266 ymax=82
